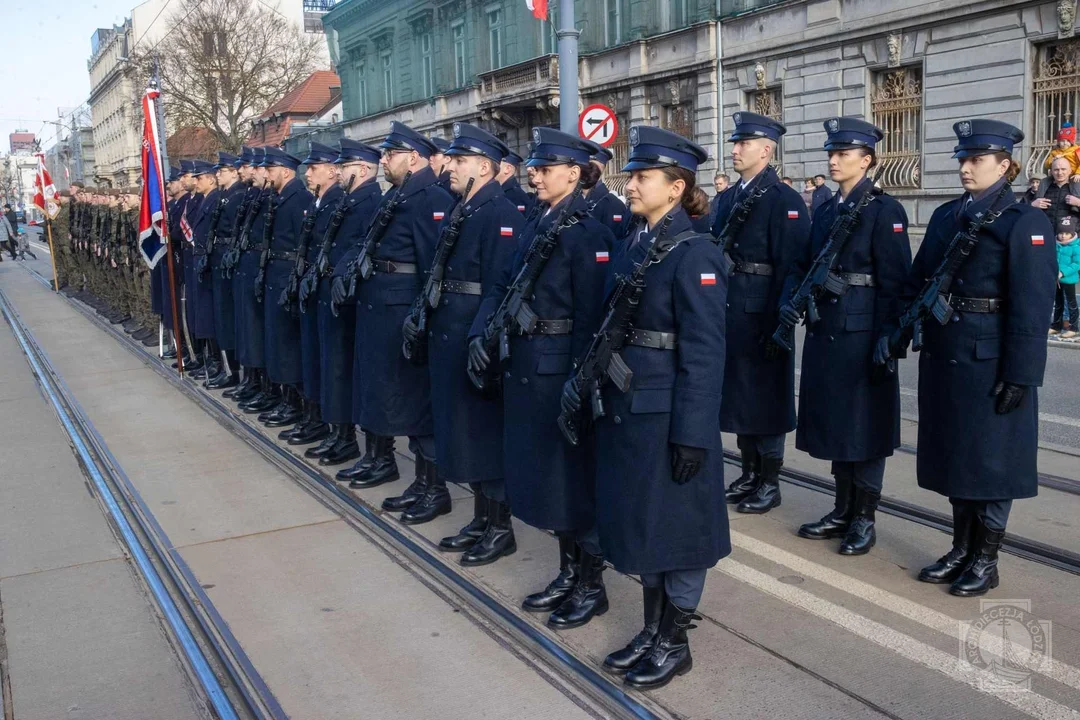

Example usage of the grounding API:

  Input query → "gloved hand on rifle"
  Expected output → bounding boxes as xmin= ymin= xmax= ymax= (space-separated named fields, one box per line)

xmin=298 ymin=272 xmax=315 ymax=308
xmin=277 ymin=286 xmax=291 ymax=309
xmin=196 ymin=254 xmax=209 ymax=281
xmin=872 ymin=326 xmax=913 ymax=367
xmin=402 ymin=315 xmax=421 ymax=345
xmin=560 ymin=377 xmax=582 ymax=415
xmin=330 ymin=275 xmax=349 ymax=310
xmin=467 ymin=336 xmax=490 ymax=376
xmin=671 ymin=444 xmax=706 ymax=484
xmin=253 ymin=272 xmax=265 ymax=303
xmin=778 ymin=302 xmax=801 ymax=329
xmin=992 ymin=381 xmax=1027 ymax=415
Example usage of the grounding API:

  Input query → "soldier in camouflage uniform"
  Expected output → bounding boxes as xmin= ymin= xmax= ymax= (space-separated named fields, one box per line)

xmin=52 ymin=189 xmax=73 ymax=291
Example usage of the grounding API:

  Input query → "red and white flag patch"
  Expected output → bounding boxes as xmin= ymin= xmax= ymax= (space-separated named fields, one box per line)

xmin=787 ymin=210 xmax=800 ymax=219
xmin=1032 ymin=234 xmax=1045 ymax=246
xmin=595 ymin=251 xmax=610 ymax=263
xmin=500 ymin=226 xmax=514 ymax=237
xmin=701 ymin=273 xmax=717 ymax=286
xmin=433 ymin=211 xmax=446 ymax=221
xmin=613 ymin=214 xmax=623 ymax=222
xmin=893 ymin=223 xmax=904 ymax=233
xmin=517 ymin=205 xmax=526 ymax=212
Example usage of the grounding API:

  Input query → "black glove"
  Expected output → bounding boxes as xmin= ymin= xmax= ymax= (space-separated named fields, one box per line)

xmin=298 ymin=273 xmax=314 ymax=305
xmin=763 ymin=338 xmax=781 ymax=360
xmin=330 ymin=275 xmax=348 ymax=307
xmin=253 ymin=272 xmax=265 ymax=303
xmin=992 ymin=381 xmax=1027 ymax=415
xmin=402 ymin=316 xmax=420 ymax=345
xmin=778 ymin=303 xmax=801 ymax=328
xmin=671 ymin=444 xmax=706 ymax=485
xmin=277 ymin=287 xmax=290 ymax=308
xmin=196 ymin=254 xmax=209 ymax=279
xmin=561 ymin=377 xmax=582 ymax=415
xmin=467 ymin=336 xmax=490 ymax=376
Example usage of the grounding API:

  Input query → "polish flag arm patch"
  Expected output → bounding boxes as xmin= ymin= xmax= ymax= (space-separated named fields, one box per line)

xmin=517 ymin=205 xmax=526 ymax=212
xmin=613 ymin=214 xmax=623 ymax=222
xmin=1031 ymin=234 xmax=1045 ymax=245
xmin=595 ymin=251 xmax=610 ymax=263
xmin=700 ymin=273 xmax=717 ymax=285
xmin=500 ymin=226 xmax=514 ymax=237
xmin=787 ymin=210 xmax=800 ymax=219
xmin=892 ymin=223 xmax=904 ymax=233
xmin=433 ymin=211 xmax=446 ymax=221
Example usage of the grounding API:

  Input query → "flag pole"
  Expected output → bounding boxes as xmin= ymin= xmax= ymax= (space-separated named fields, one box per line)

xmin=35 ymin=155 xmax=61 ymax=291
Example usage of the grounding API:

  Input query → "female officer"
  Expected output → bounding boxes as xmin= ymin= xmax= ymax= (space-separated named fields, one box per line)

xmin=468 ymin=128 xmax=614 ymax=629
xmin=779 ymin=118 xmax=912 ymax=555
xmin=875 ymin=120 xmax=1056 ymax=596
xmin=570 ymin=126 xmax=728 ymax=689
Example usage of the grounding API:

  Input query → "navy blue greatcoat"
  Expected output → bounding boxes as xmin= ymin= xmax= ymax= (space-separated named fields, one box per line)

xmin=318 ymin=179 xmax=383 ymax=424
xmin=502 ymin=177 xmax=535 ymax=217
xmin=231 ymin=184 xmax=262 ymax=364
xmin=470 ymin=193 xmax=614 ymax=532
xmin=299 ymin=183 xmax=343 ymax=403
xmin=587 ymin=181 xmax=632 ymax=241
xmin=181 ymin=193 xmax=207 ymax=338
xmin=264 ymin=177 xmax=313 ymax=386
xmin=237 ymin=189 xmax=273 ymax=369
xmin=786 ymin=178 xmax=912 ymax=461
xmin=351 ymin=166 xmax=453 ymax=436
xmin=160 ymin=196 xmax=186 ymax=332
xmin=428 ymin=180 xmax=522 ymax=483
xmin=209 ymin=181 xmax=246 ymax=352
xmin=594 ymin=209 xmax=731 ymax=574
xmin=711 ymin=166 xmax=811 ymax=435
xmin=906 ymin=185 xmax=1056 ymax=500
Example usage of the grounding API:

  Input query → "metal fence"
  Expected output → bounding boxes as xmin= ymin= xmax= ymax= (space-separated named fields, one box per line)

xmin=871 ymin=67 xmax=922 ymax=189
xmin=1027 ymin=40 xmax=1080 ymax=180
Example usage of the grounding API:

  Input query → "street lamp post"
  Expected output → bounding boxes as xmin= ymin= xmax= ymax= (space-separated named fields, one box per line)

xmin=557 ymin=0 xmax=579 ymax=134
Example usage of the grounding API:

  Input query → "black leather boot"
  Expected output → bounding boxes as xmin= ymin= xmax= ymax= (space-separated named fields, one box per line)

xmin=265 ymin=386 xmax=303 ymax=427
xmin=278 ymin=398 xmax=312 ymax=441
xmin=460 ymin=499 xmax=516 ymax=567
xmin=603 ymin=586 xmax=665 ymax=674
xmin=348 ymin=436 xmax=400 ymax=489
xmin=725 ymin=439 xmax=759 ymax=504
xmin=521 ymin=535 xmax=578 ymax=612
xmin=335 ymin=431 xmax=374 ymax=480
xmin=439 ymin=490 xmax=489 ymax=551
xmin=949 ymin=521 xmax=1004 ymax=597
xmin=839 ymin=487 xmax=879 ymax=555
xmin=918 ymin=503 xmax=977 ymax=584
xmin=548 ymin=548 xmax=608 ymax=629
xmin=206 ymin=352 xmax=240 ymax=389
xmin=222 ymin=368 xmax=250 ymax=398
xmin=305 ymin=423 xmax=342 ymax=459
xmin=232 ymin=370 xmax=263 ymax=403
xmin=258 ymin=387 xmax=289 ymax=423
xmin=319 ymin=424 xmax=361 ymax=466
xmin=400 ymin=460 xmax=451 ymax=524
xmin=798 ymin=468 xmax=855 ymax=539
xmin=736 ymin=456 xmax=782 ymax=514
xmin=240 ymin=375 xmax=279 ymax=414
xmin=288 ymin=401 xmax=330 ymax=445
xmin=382 ymin=455 xmax=430 ymax=511
xmin=624 ymin=600 xmax=700 ymax=689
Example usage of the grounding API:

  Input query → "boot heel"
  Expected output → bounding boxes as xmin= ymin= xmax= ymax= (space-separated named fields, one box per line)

xmin=677 ymin=657 xmax=693 ymax=676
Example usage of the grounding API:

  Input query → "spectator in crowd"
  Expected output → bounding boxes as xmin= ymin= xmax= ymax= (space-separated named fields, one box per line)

xmin=782 ymin=176 xmax=794 ymax=187
xmin=2 ymin=204 xmax=17 ymax=260
xmin=1020 ymin=176 xmax=1041 ymax=204
xmin=810 ymin=174 xmax=832 ymax=216
xmin=1044 ymin=121 xmax=1080 ymax=179
xmin=801 ymin=178 xmax=814 ymax=210
xmin=708 ymin=171 xmax=732 ymax=230
xmin=1053 ymin=215 xmax=1080 ymax=338
xmin=0 ymin=209 xmax=12 ymax=262
xmin=1031 ymin=156 xmax=1080 ymax=228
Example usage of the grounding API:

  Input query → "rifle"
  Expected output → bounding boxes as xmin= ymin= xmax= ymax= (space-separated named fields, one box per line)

xmin=467 ymin=182 xmax=585 ymax=395
xmin=220 ymin=179 xmax=257 ymax=278
xmin=716 ymin=180 xmax=772 ymax=270
xmin=299 ymin=174 xmax=356 ymax=313
xmin=278 ymin=184 xmax=321 ymax=312
xmin=772 ymin=171 xmax=882 ymax=352
xmin=557 ymin=214 xmax=676 ymax=446
xmin=253 ymin=187 xmax=279 ymax=304
xmin=402 ymin=177 xmax=474 ymax=366
xmin=197 ymin=192 xmax=226 ymax=282
xmin=226 ymin=180 xmax=270 ymax=279
xmin=885 ymin=181 xmax=1013 ymax=365
xmin=331 ymin=170 xmax=412 ymax=317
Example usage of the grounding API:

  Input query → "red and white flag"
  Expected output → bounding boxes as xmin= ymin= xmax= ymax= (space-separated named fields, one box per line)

xmin=32 ymin=153 xmax=60 ymax=220
xmin=525 ymin=0 xmax=548 ymax=20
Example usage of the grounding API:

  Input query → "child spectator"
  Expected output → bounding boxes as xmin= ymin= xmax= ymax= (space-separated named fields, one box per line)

xmin=1052 ymin=215 xmax=1080 ymax=338
xmin=1044 ymin=121 xmax=1080 ymax=180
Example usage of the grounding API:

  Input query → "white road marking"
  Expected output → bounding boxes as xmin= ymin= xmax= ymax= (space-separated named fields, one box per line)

xmin=716 ymin=558 xmax=1080 ymax=720
xmin=28 ymin=240 xmax=51 ymax=255
xmin=731 ymin=530 xmax=1080 ymax=691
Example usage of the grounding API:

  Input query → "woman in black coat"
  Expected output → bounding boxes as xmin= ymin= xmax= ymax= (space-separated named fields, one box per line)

xmin=876 ymin=120 xmax=1056 ymax=596
xmin=566 ymin=126 xmax=728 ymax=689
xmin=779 ymin=118 xmax=912 ymax=556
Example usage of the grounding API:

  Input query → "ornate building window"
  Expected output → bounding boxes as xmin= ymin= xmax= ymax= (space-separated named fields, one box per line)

xmin=748 ymin=86 xmax=783 ymax=176
xmin=871 ymin=66 xmax=922 ymax=189
xmin=1028 ymin=39 xmax=1080 ymax=179
xmin=605 ymin=0 xmax=623 ymax=46
xmin=381 ymin=48 xmax=394 ymax=108
xmin=420 ymin=32 xmax=434 ymax=97
xmin=356 ymin=57 xmax=368 ymax=117
xmin=452 ymin=20 xmax=467 ymax=88
xmin=487 ymin=6 xmax=504 ymax=70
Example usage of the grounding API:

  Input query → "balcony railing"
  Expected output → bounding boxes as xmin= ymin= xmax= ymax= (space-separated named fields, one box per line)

xmin=479 ymin=55 xmax=559 ymax=103
xmin=718 ymin=0 xmax=790 ymax=18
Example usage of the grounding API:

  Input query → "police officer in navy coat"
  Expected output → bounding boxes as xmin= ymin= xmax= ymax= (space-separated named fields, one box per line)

xmin=281 ymin=142 xmax=343 ymax=447
xmin=468 ymin=127 xmax=614 ymax=629
xmin=237 ymin=149 xmax=282 ymax=414
xmin=176 ymin=161 xmax=204 ymax=373
xmin=778 ymin=118 xmax=912 ymax=556
xmin=205 ymin=152 xmax=247 ymax=389
xmin=225 ymin=148 xmax=265 ymax=402
xmin=430 ymin=136 xmax=455 ymax=196
xmin=498 ymin=151 xmax=535 ymax=217
xmin=330 ymin=122 xmax=454 ymax=496
xmin=567 ymin=125 xmax=728 ymax=689
xmin=159 ymin=166 xmax=184 ymax=351
xmin=876 ymin=120 xmax=1056 ymax=597
xmin=258 ymin=147 xmax=313 ymax=428
xmin=399 ymin=123 xmax=523 ymax=558
xmin=188 ymin=160 xmax=219 ymax=375
xmin=301 ymin=139 xmax=384 ymax=467
xmin=711 ymin=112 xmax=811 ymax=514
xmin=583 ymin=144 xmax=632 ymax=240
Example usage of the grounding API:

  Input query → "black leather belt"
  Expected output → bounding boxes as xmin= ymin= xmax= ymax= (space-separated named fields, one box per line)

xmin=268 ymin=250 xmax=297 ymax=262
xmin=836 ymin=272 xmax=876 ymax=287
xmin=531 ymin=319 xmax=574 ymax=335
xmin=626 ymin=329 xmax=678 ymax=350
xmin=733 ymin=261 xmax=774 ymax=276
xmin=442 ymin=280 xmax=482 ymax=295
xmin=949 ymin=296 xmax=1004 ymax=313
xmin=372 ymin=258 xmax=418 ymax=274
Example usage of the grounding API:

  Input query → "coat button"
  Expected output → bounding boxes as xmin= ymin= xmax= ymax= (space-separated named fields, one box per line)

xmin=828 ymin=335 xmax=835 ymax=341
xmin=952 ymin=314 xmax=960 ymax=323
xmin=733 ymin=243 xmax=739 ymax=248
xmin=367 ymin=304 xmax=373 ymax=310
xmin=614 ymin=416 xmax=622 ymax=425
xmin=441 ymin=334 xmax=448 ymax=340
xmin=956 ymin=278 xmax=964 ymax=286
xmin=520 ymin=377 xmax=529 ymax=385
xmin=830 ymin=298 xmax=837 ymax=304
xmin=504 ymin=371 xmax=511 ymax=379
xmin=949 ymin=359 xmax=957 ymax=366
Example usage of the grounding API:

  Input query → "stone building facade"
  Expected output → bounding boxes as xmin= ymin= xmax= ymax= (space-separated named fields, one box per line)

xmin=88 ymin=21 xmax=141 ymax=189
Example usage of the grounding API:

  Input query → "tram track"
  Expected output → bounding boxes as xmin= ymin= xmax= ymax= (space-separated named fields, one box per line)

xmin=0 ymin=284 xmax=286 ymax=720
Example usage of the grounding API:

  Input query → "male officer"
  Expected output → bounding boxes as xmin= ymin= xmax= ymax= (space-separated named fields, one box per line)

xmin=430 ymin=136 xmax=454 ymax=195
xmin=302 ymin=139 xmax=384 ymax=466
xmin=178 ymin=160 xmax=207 ymax=374
xmin=497 ymin=150 xmax=535 ymax=216
xmin=330 ymin=122 xmax=454 ymax=495
xmin=206 ymin=151 xmax=247 ymax=388
xmin=283 ymin=141 xmax=343 ymax=446
xmin=258 ymin=146 xmax=314 ymax=428
xmin=190 ymin=159 xmax=222 ymax=377
xmin=398 ymin=123 xmax=522 ymax=551
xmin=583 ymin=144 xmax=632 ymax=239
xmin=711 ymin=112 xmax=811 ymax=514
xmin=224 ymin=147 xmax=263 ymax=399
xmin=164 ymin=167 xmax=188 ymax=362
